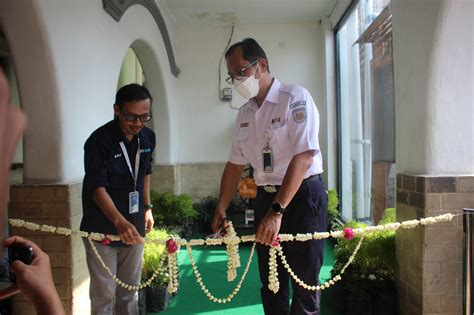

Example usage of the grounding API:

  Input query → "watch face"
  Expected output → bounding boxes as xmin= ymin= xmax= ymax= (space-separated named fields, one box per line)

xmin=272 ymin=202 xmax=283 ymax=213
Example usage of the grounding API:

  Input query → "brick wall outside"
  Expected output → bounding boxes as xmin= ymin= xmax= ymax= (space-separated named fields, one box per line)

xmin=152 ymin=163 xmax=225 ymax=200
xmin=8 ymin=182 xmax=89 ymax=315
xmin=396 ymin=174 xmax=474 ymax=315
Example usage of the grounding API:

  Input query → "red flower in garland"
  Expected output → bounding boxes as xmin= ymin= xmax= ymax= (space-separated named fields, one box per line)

xmin=343 ymin=228 xmax=355 ymax=240
xmin=271 ymin=236 xmax=280 ymax=247
xmin=101 ymin=236 xmax=111 ymax=246
xmin=166 ymin=239 xmax=178 ymax=254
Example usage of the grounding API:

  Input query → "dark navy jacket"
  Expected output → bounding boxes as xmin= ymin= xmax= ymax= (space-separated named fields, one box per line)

xmin=80 ymin=119 xmax=155 ymax=243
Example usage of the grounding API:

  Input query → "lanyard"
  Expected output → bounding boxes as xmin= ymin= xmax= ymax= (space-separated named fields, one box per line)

xmin=119 ymin=138 xmax=140 ymax=191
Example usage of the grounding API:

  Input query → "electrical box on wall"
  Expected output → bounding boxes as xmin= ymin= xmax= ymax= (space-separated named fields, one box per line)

xmin=221 ymin=87 xmax=232 ymax=101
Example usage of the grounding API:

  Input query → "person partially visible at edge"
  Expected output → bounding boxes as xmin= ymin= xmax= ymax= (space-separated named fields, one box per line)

xmin=0 ymin=70 xmax=65 ymax=314
xmin=80 ymin=83 xmax=156 ymax=315
xmin=211 ymin=38 xmax=328 ymax=315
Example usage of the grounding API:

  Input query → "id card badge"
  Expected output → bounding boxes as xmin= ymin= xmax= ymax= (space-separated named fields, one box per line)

xmin=263 ymin=147 xmax=273 ymax=173
xmin=129 ymin=191 xmax=139 ymax=214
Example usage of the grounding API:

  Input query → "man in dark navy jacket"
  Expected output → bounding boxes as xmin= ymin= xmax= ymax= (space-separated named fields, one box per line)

xmin=81 ymin=84 xmax=156 ymax=315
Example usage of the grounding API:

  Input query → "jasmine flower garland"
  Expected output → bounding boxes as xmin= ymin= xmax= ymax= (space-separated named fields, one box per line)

xmin=186 ymin=242 xmax=256 ymax=303
xmin=87 ymin=238 xmax=166 ymax=291
xmin=225 ymin=222 xmax=241 ymax=281
xmin=166 ymin=239 xmax=179 ymax=294
xmin=9 ymin=213 xmax=456 ymax=300
xmin=268 ymin=246 xmax=279 ymax=293
xmin=274 ymin=236 xmax=365 ymax=292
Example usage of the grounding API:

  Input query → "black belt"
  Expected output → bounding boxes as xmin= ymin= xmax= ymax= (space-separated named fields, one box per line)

xmin=258 ymin=174 xmax=322 ymax=193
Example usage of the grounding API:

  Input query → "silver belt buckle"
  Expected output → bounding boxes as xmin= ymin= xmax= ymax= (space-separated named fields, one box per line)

xmin=263 ymin=185 xmax=277 ymax=193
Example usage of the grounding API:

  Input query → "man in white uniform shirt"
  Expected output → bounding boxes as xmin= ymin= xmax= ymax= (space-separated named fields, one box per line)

xmin=212 ymin=38 xmax=328 ymax=315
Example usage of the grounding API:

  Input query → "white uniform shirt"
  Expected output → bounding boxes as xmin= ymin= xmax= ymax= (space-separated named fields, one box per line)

xmin=228 ymin=79 xmax=323 ymax=186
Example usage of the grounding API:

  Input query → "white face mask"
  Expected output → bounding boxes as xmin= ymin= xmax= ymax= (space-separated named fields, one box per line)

xmin=233 ymin=66 xmax=260 ymax=99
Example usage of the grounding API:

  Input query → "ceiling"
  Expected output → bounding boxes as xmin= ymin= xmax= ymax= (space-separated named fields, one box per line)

xmin=160 ymin=0 xmax=339 ymax=27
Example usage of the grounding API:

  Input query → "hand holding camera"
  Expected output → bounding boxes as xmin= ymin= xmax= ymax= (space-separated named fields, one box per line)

xmin=0 ymin=236 xmax=65 ymax=315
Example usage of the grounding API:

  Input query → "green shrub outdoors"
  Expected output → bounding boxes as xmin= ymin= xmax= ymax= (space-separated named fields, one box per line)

xmin=142 ymin=228 xmax=170 ymax=288
xmin=193 ymin=196 xmax=218 ymax=234
xmin=327 ymin=189 xmax=341 ymax=230
xmin=331 ymin=208 xmax=397 ymax=281
xmin=151 ymin=191 xmax=199 ymax=228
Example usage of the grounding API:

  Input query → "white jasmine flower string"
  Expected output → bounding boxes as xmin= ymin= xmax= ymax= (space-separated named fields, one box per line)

xmin=272 ymin=236 xmax=365 ymax=292
xmin=9 ymin=213 xmax=457 ymax=301
xmin=186 ymin=242 xmax=256 ymax=303
xmin=268 ymin=246 xmax=279 ymax=293
xmin=87 ymin=238 xmax=166 ymax=290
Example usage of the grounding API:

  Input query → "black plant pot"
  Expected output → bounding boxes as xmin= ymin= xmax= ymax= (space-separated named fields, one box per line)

xmin=146 ymin=285 xmax=170 ymax=313
xmin=138 ymin=289 xmax=147 ymax=315
xmin=345 ymin=279 xmax=398 ymax=315
xmin=371 ymin=281 xmax=398 ymax=315
xmin=346 ymin=288 xmax=372 ymax=315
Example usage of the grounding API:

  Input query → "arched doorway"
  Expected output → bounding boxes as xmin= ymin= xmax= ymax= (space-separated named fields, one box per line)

xmin=118 ymin=47 xmax=146 ymax=88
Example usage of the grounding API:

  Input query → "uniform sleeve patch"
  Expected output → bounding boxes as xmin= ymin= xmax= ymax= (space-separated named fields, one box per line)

xmin=289 ymin=101 xmax=306 ymax=109
xmin=240 ymin=122 xmax=249 ymax=128
xmin=292 ymin=108 xmax=307 ymax=123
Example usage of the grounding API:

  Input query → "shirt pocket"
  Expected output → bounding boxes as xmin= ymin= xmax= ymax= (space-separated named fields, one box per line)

xmin=107 ymin=153 xmax=128 ymax=175
xmin=269 ymin=125 xmax=291 ymax=157
xmin=236 ymin=126 xmax=250 ymax=141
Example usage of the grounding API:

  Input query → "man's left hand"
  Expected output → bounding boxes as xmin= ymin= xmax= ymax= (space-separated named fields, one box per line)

xmin=145 ymin=209 xmax=154 ymax=233
xmin=256 ymin=210 xmax=282 ymax=246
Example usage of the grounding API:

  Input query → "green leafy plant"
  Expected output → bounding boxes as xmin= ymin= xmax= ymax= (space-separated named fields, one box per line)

xmin=332 ymin=208 xmax=397 ymax=281
xmin=151 ymin=192 xmax=199 ymax=228
xmin=327 ymin=189 xmax=341 ymax=230
xmin=331 ymin=209 xmax=398 ymax=313
xmin=193 ymin=196 xmax=218 ymax=234
xmin=142 ymin=228 xmax=170 ymax=288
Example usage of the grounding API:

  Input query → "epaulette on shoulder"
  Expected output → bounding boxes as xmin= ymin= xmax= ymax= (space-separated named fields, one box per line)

xmin=279 ymin=83 xmax=304 ymax=96
xmin=239 ymin=101 xmax=251 ymax=111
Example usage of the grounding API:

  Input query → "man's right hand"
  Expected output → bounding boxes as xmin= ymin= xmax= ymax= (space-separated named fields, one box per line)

xmin=211 ymin=210 xmax=227 ymax=233
xmin=114 ymin=218 xmax=143 ymax=245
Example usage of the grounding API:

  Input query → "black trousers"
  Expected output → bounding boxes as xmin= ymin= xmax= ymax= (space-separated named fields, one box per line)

xmin=254 ymin=175 xmax=328 ymax=315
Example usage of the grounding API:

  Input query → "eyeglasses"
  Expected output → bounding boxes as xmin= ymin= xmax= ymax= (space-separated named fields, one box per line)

xmin=120 ymin=112 xmax=152 ymax=122
xmin=225 ymin=59 xmax=260 ymax=85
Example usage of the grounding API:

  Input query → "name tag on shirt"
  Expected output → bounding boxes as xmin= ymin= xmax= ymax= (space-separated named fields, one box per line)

xmin=129 ymin=191 xmax=139 ymax=214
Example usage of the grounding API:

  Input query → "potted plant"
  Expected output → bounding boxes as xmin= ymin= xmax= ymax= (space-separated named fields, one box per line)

xmin=151 ymin=192 xmax=199 ymax=237
xmin=193 ymin=196 xmax=218 ymax=234
xmin=174 ymin=194 xmax=199 ymax=237
xmin=140 ymin=228 xmax=171 ymax=314
xmin=331 ymin=208 xmax=398 ymax=314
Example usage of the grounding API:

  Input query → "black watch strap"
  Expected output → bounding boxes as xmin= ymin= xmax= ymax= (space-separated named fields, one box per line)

xmin=144 ymin=204 xmax=154 ymax=211
xmin=271 ymin=201 xmax=286 ymax=214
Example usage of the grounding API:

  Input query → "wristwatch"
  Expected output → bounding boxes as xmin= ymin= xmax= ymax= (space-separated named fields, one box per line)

xmin=271 ymin=201 xmax=286 ymax=215
xmin=144 ymin=204 xmax=154 ymax=211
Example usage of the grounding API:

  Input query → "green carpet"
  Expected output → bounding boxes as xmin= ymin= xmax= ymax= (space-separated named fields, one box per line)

xmin=150 ymin=240 xmax=342 ymax=315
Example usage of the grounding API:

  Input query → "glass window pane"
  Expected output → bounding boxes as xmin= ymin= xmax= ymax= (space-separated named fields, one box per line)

xmin=337 ymin=1 xmax=395 ymax=223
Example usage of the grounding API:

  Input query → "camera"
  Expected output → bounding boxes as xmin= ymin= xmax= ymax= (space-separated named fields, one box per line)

xmin=0 ymin=244 xmax=33 ymax=283
xmin=8 ymin=245 xmax=33 ymax=265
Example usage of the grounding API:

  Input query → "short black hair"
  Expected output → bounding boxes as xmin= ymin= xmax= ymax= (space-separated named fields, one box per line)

xmin=115 ymin=84 xmax=152 ymax=108
xmin=225 ymin=38 xmax=270 ymax=72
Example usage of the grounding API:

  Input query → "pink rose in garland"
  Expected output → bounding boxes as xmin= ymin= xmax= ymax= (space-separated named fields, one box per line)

xmin=343 ymin=227 xmax=355 ymax=240
xmin=271 ymin=236 xmax=280 ymax=247
xmin=101 ymin=236 xmax=111 ymax=246
xmin=166 ymin=239 xmax=178 ymax=254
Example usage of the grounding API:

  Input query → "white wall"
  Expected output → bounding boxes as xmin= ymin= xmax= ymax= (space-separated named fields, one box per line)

xmin=1 ymin=0 xmax=330 ymax=183
xmin=392 ymin=0 xmax=474 ymax=175
xmin=173 ymin=21 xmax=326 ymax=163
xmin=0 ymin=0 xmax=177 ymax=182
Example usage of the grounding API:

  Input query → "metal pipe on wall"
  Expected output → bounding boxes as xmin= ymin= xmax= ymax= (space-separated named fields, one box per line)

xmin=463 ymin=208 xmax=474 ymax=315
